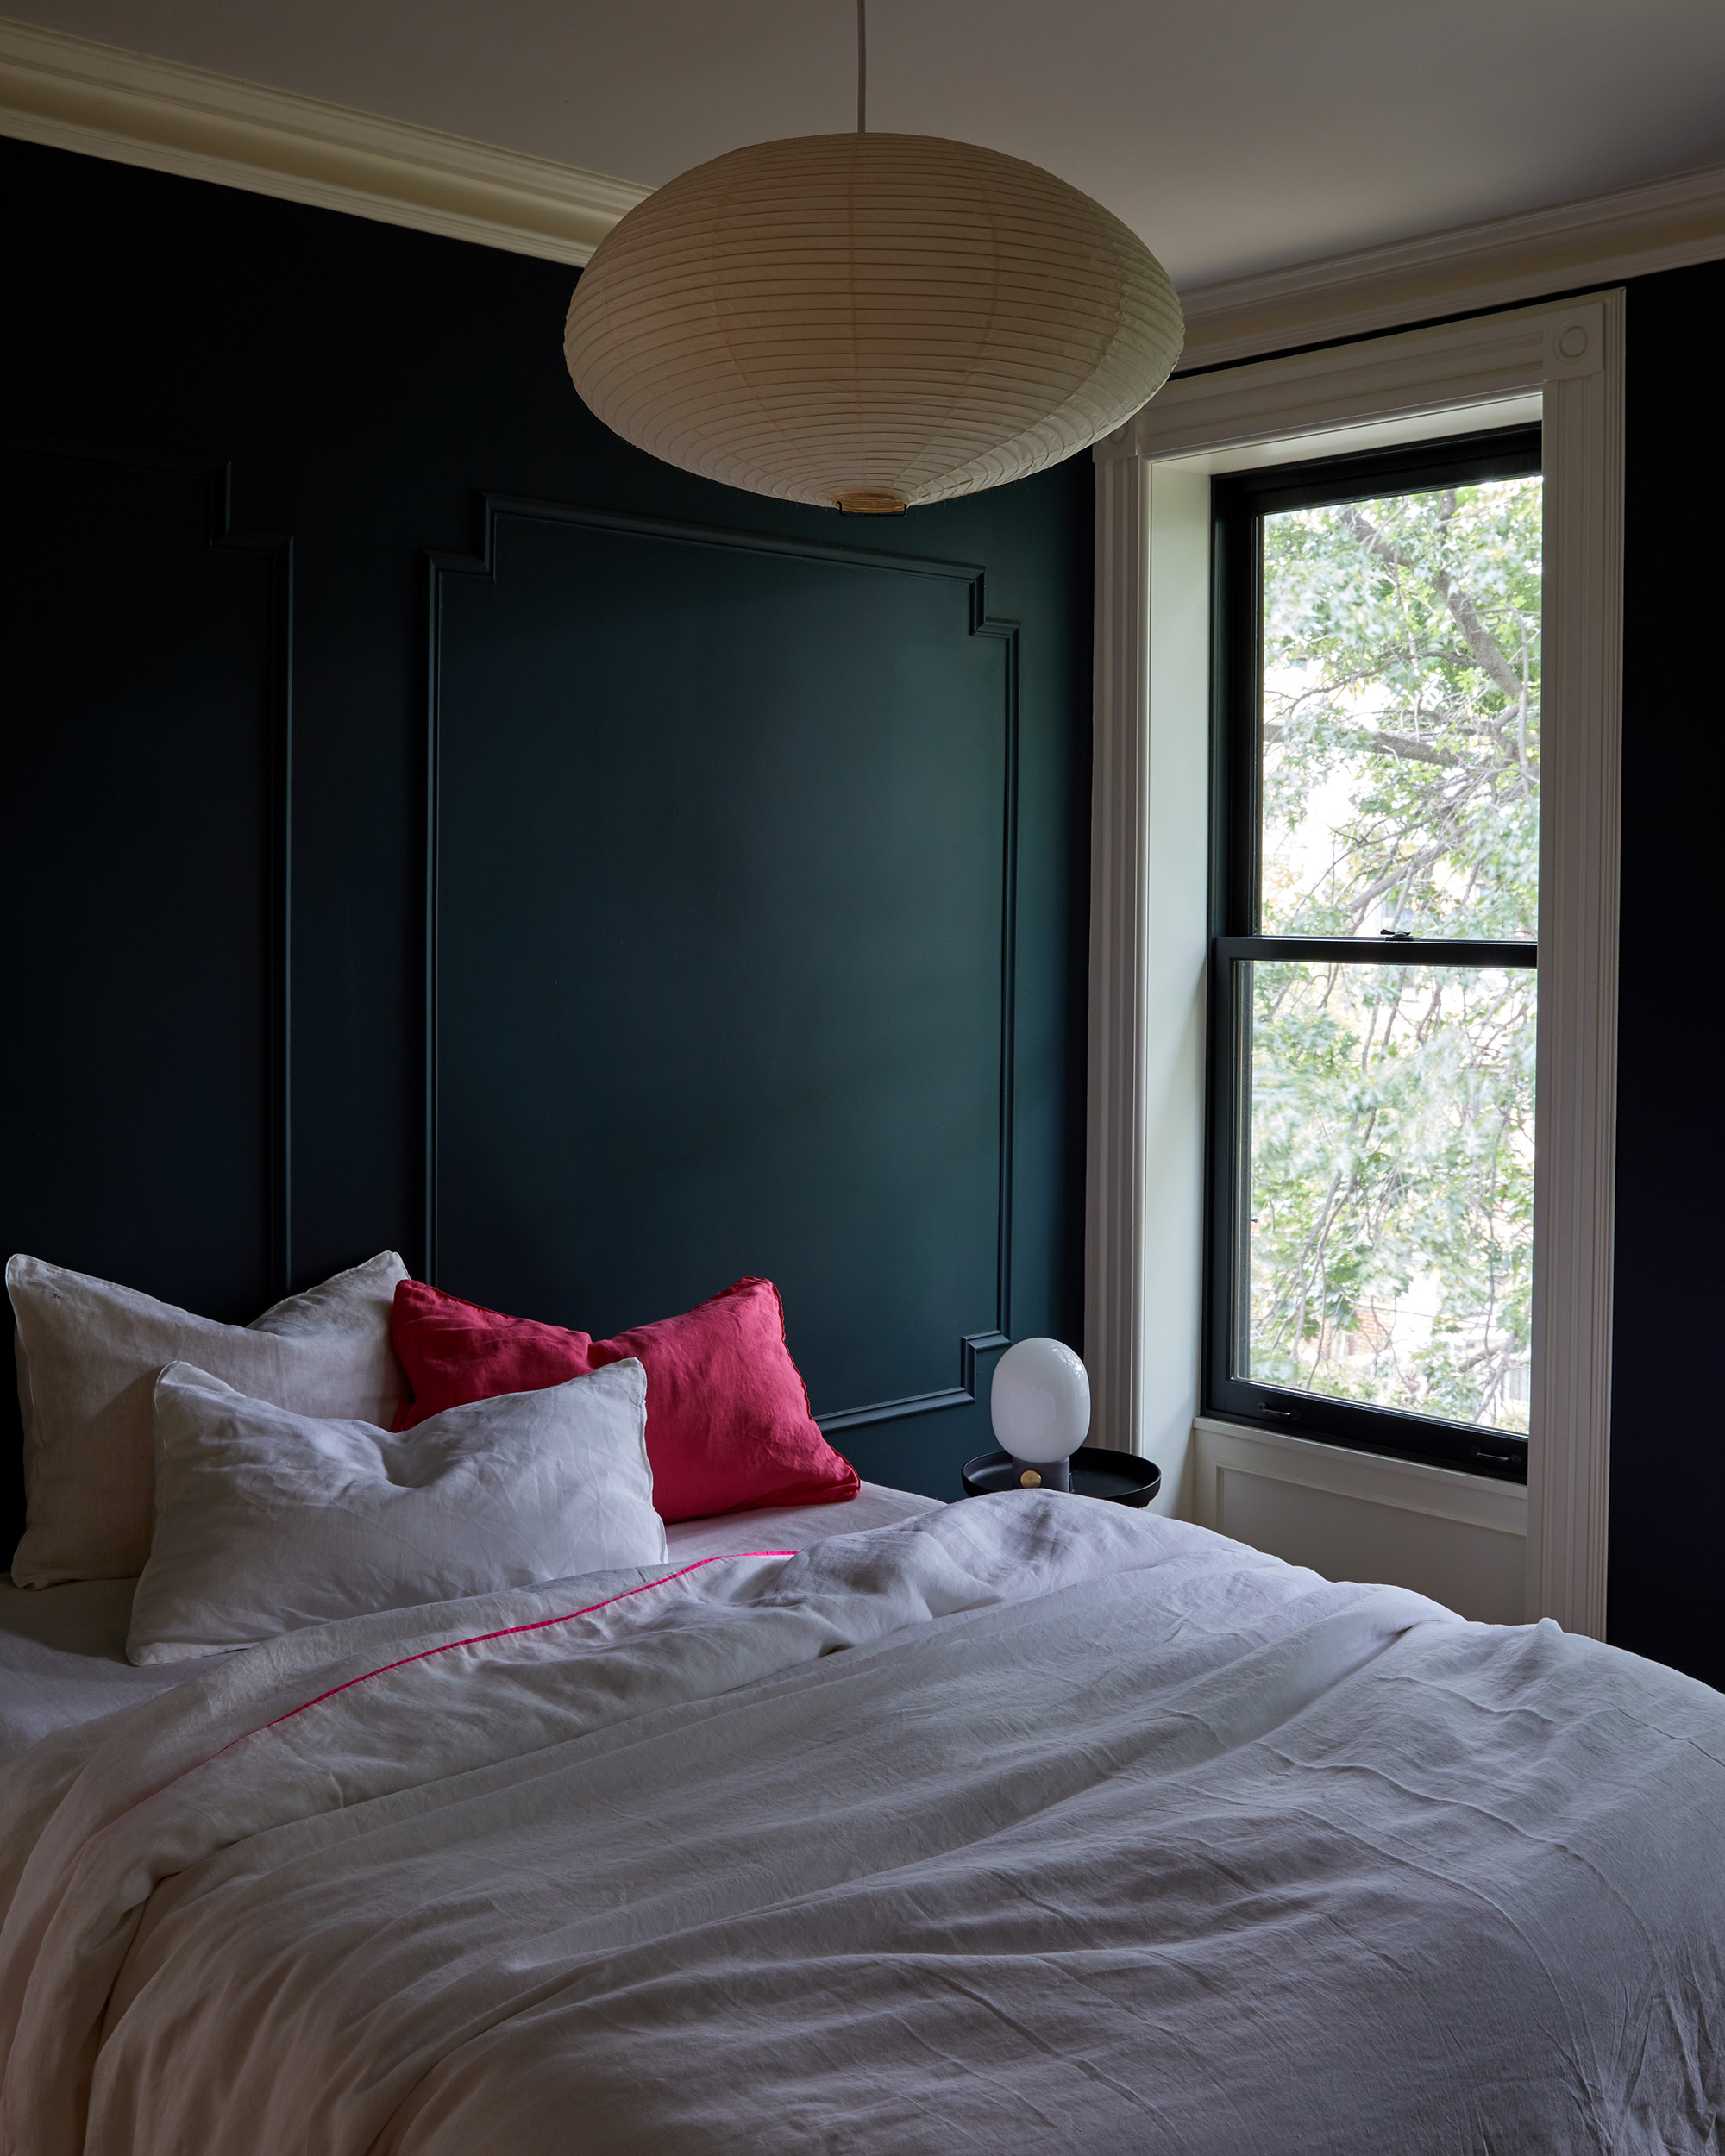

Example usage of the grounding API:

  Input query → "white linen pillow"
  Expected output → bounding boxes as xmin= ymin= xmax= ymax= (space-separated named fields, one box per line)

xmin=127 ymin=1357 xmax=667 ymax=1663
xmin=9 ymin=1251 xmax=409 ymax=1589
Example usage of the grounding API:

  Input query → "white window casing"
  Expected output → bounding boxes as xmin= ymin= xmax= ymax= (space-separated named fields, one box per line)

xmin=1087 ymin=294 xmax=1624 ymax=1637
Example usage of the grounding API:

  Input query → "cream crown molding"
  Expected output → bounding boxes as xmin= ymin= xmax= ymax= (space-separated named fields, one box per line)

xmin=5 ymin=15 xmax=1721 ymax=342
xmin=1178 ymin=162 xmax=1725 ymax=369
xmin=0 ymin=16 xmax=649 ymax=265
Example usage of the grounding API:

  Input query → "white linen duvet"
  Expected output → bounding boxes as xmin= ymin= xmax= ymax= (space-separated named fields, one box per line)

xmin=1 ymin=1495 xmax=1720 ymax=2155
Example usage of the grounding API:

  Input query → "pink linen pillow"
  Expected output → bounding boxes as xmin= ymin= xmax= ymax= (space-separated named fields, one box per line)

xmin=392 ymin=1275 xmax=859 ymax=1523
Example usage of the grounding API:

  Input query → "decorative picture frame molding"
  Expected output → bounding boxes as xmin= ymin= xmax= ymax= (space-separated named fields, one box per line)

xmin=423 ymin=493 xmax=1021 ymax=1438
xmin=1088 ymin=291 xmax=1625 ymax=1636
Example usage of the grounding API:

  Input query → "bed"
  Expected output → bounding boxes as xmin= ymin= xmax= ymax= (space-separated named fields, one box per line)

xmin=4 ymin=1486 xmax=1723 ymax=2154
xmin=5 ymin=1250 xmax=1723 ymax=2153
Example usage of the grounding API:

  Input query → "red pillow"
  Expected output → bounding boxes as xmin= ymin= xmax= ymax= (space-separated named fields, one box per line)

xmin=391 ymin=1275 xmax=859 ymax=1524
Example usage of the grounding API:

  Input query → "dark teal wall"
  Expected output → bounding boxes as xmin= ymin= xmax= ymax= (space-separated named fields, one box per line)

xmin=1609 ymin=260 xmax=1725 ymax=1689
xmin=0 ymin=135 xmax=1093 ymax=1539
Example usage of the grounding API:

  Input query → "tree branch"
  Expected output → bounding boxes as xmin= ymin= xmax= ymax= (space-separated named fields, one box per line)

xmin=1341 ymin=505 xmax=1525 ymax=704
xmin=1263 ymin=718 xmax=1465 ymax=770
xmin=1365 ymin=729 xmax=1463 ymax=769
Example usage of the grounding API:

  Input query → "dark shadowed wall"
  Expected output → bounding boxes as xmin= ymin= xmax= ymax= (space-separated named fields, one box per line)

xmin=0 ymin=135 xmax=1093 ymax=1548
xmin=1609 ymin=260 xmax=1725 ymax=1689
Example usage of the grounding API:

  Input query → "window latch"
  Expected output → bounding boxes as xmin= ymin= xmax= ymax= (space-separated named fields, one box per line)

xmin=1377 ymin=928 xmax=1413 ymax=940
xmin=1258 ymin=1402 xmax=1298 ymax=1420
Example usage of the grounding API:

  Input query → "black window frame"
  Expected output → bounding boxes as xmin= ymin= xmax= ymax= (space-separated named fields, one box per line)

xmin=1206 ymin=424 xmax=1543 ymax=1484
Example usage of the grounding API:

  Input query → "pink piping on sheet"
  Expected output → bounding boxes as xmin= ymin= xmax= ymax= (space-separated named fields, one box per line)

xmin=251 ymin=1552 xmax=800 ymax=1737
xmin=49 ymin=1555 xmax=804 ymax=1968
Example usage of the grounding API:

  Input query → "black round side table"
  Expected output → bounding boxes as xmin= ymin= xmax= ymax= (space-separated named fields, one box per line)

xmin=960 ymin=1446 xmax=1161 ymax=1507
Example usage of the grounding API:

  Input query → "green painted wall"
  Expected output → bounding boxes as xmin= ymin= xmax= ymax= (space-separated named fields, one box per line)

xmin=0 ymin=134 xmax=1094 ymax=1536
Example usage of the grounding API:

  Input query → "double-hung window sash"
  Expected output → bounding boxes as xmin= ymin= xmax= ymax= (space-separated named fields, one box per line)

xmin=1207 ymin=428 xmax=1542 ymax=1481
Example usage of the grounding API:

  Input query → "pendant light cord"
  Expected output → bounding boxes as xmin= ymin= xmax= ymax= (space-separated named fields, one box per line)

xmin=856 ymin=0 xmax=867 ymax=132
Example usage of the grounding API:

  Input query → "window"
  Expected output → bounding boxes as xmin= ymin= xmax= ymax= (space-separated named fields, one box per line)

xmin=1206 ymin=426 xmax=1542 ymax=1480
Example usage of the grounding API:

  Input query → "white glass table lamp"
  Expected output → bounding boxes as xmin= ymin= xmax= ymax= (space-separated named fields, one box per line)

xmin=990 ymin=1338 xmax=1090 ymax=1492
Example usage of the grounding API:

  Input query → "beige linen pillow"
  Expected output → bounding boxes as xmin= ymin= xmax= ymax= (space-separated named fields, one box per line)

xmin=129 ymin=1359 xmax=666 ymax=1663
xmin=9 ymin=1251 xmax=407 ymax=1588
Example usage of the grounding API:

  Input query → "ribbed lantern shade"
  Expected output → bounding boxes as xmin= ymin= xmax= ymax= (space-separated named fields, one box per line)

xmin=563 ymin=132 xmax=1183 ymax=512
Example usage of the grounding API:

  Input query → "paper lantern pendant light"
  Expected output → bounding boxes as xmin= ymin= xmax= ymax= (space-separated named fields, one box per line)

xmin=563 ymin=128 xmax=1183 ymax=512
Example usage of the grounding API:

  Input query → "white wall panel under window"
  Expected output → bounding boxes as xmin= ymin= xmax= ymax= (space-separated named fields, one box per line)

xmin=1192 ymin=1417 xmax=1527 ymax=1623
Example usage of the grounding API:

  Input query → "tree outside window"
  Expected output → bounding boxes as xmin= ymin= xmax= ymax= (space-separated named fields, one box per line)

xmin=1210 ymin=433 xmax=1541 ymax=1470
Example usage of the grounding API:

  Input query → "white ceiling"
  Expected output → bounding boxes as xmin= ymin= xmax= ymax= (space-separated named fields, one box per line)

xmin=16 ymin=0 xmax=1725 ymax=287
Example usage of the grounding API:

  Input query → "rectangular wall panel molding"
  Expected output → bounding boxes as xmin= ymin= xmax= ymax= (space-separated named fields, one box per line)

xmin=423 ymin=495 xmax=1023 ymax=1436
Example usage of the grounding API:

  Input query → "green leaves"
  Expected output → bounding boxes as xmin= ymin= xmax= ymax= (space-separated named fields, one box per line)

xmin=1246 ymin=477 xmax=1540 ymax=1432
xmin=1261 ymin=479 xmax=1540 ymax=943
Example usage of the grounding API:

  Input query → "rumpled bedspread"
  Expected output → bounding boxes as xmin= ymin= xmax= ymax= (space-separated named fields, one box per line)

xmin=1 ymin=1495 xmax=1720 ymax=2154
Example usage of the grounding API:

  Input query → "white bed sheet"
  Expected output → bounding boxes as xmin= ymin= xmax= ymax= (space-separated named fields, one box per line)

xmin=0 ymin=1481 xmax=941 ymax=1766
xmin=0 ymin=1580 xmax=208 ymax=1766
xmin=3 ymin=1493 xmax=1722 ymax=2155
xmin=662 ymin=1477 xmax=939 ymax=1561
